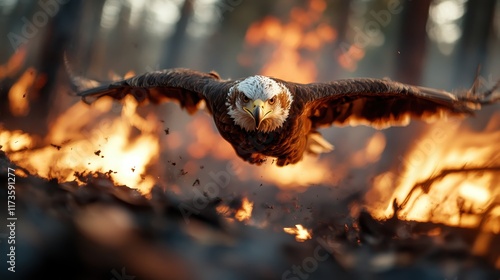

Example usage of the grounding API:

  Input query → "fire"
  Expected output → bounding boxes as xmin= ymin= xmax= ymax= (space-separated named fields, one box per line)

xmin=215 ymin=197 xmax=255 ymax=224
xmin=337 ymin=44 xmax=365 ymax=72
xmin=0 ymin=46 xmax=26 ymax=79
xmin=283 ymin=224 xmax=312 ymax=242
xmin=366 ymin=116 xmax=500 ymax=232
xmin=8 ymin=68 xmax=35 ymax=116
xmin=235 ymin=197 xmax=254 ymax=222
xmin=241 ymin=0 xmax=337 ymax=83
xmin=351 ymin=131 xmax=386 ymax=167
xmin=4 ymin=47 xmax=47 ymax=117
xmin=0 ymin=130 xmax=34 ymax=152
xmin=3 ymin=95 xmax=160 ymax=193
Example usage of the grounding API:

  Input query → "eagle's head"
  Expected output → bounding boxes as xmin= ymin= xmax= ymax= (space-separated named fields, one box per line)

xmin=226 ymin=76 xmax=293 ymax=133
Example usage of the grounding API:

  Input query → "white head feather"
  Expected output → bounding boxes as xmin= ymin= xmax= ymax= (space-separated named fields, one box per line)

xmin=226 ymin=76 xmax=293 ymax=132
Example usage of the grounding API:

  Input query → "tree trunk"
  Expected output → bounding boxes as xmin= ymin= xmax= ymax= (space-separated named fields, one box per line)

xmin=453 ymin=0 xmax=496 ymax=88
xmin=394 ymin=0 xmax=432 ymax=85
xmin=160 ymin=0 xmax=193 ymax=68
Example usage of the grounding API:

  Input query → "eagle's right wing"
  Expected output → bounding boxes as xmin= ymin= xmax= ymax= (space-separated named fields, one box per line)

xmin=71 ymin=68 xmax=226 ymax=114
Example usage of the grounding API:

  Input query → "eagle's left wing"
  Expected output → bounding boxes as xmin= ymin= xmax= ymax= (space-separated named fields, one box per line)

xmin=297 ymin=78 xmax=499 ymax=129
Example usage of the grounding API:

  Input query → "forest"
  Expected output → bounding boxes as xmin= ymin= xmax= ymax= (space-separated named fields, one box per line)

xmin=1 ymin=0 xmax=500 ymax=279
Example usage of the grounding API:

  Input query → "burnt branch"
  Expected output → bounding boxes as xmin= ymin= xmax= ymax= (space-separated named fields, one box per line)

xmin=398 ymin=165 xmax=500 ymax=211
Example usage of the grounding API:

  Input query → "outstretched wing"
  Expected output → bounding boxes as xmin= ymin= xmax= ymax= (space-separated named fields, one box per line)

xmin=298 ymin=78 xmax=499 ymax=129
xmin=71 ymin=68 xmax=226 ymax=114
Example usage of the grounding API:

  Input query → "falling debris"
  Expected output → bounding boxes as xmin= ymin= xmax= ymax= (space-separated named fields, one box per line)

xmin=50 ymin=144 xmax=62 ymax=150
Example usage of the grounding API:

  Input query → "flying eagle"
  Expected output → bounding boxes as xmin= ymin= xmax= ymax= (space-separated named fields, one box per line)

xmin=72 ymin=68 xmax=499 ymax=166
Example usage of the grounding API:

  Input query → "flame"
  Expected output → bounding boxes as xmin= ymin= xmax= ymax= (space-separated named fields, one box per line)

xmin=0 ymin=129 xmax=34 ymax=152
xmin=235 ymin=197 xmax=254 ymax=222
xmin=8 ymin=67 xmax=37 ymax=116
xmin=351 ymin=132 xmax=386 ymax=167
xmin=337 ymin=44 xmax=365 ymax=72
xmin=284 ymin=224 xmax=312 ymax=242
xmin=0 ymin=46 xmax=26 ymax=79
xmin=4 ymin=95 xmax=160 ymax=193
xmin=259 ymin=156 xmax=331 ymax=186
xmin=241 ymin=0 xmax=336 ymax=83
xmin=366 ymin=116 xmax=500 ymax=232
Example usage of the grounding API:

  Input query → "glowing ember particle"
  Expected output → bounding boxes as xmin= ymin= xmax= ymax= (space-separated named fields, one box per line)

xmin=235 ymin=197 xmax=254 ymax=222
xmin=283 ymin=224 xmax=312 ymax=242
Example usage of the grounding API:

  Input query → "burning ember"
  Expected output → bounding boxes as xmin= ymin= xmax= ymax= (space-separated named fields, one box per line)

xmin=235 ymin=197 xmax=254 ymax=222
xmin=283 ymin=224 xmax=312 ymax=242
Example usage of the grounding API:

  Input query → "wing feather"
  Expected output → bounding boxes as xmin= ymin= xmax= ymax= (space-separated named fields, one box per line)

xmin=299 ymin=78 xmax=497 ymax=129
xmin=71 ymin=68 xmax=226 ymax=114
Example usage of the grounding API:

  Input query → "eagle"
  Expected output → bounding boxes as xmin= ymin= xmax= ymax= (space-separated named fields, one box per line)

xmin=72 ymin=68 xmax=499 ymax=166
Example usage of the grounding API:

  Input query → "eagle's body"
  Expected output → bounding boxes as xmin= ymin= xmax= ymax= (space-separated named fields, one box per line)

xmin=72 ymin=68 xmax=498 ymax=166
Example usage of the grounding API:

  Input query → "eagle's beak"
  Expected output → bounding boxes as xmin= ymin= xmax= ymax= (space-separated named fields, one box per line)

xmin=243 ymin=99 xmax=272 ymax=130
xmin=252 ymin=99 xmax=266 ymax=129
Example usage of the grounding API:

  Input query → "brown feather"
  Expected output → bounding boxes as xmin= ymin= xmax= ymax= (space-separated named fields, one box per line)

xmin=293 ymin=78 xmax=481 ymax=129
xmin=73 ymin=68 xmax=228 ymax=114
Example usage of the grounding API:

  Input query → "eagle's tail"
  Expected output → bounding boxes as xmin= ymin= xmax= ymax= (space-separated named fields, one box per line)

xmin=306 ymin=132 xmax=334 ymax=155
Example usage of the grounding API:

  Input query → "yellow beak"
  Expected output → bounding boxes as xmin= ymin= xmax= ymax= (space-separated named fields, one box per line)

xmin=244 ymin=99 xmax=271 ymax=130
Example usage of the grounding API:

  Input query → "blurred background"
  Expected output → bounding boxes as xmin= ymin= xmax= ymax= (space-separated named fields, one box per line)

xmin=0 ymin=1 xmax=500 ymax=278
xmin=1 ymin=0 xmax=500 ymax=229
xmin=1 ymin=0 xmax=499 ymax=116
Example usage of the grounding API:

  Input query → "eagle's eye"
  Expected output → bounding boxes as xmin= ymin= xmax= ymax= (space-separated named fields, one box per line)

xmin=268 ymin=96 xmax=276 ymax=105
xmin=242 ymin=95 xmax=250 ymax=103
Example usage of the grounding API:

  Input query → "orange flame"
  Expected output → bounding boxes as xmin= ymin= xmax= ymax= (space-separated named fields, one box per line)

xmin=284 ymin=224 xmax=312 ymax=242
xmin=4 ymin=95 xmax=160 ymax=193
xmin=0 ymin=46 xmax=26 ymax=79
xmin=241 ymin=0 xmax=337 ymax=83
xmin=8 ymin=68 xmax=37 ymax=116
xmin=366 ymin=116 xmax=500 ymax=232
xmin=235 ymin=197 xmax=254 ymax=222
xmin=0 ymin=129 xmax=34 ymax=152
xmin=337 ymin=44 xmax=365 ymax=72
